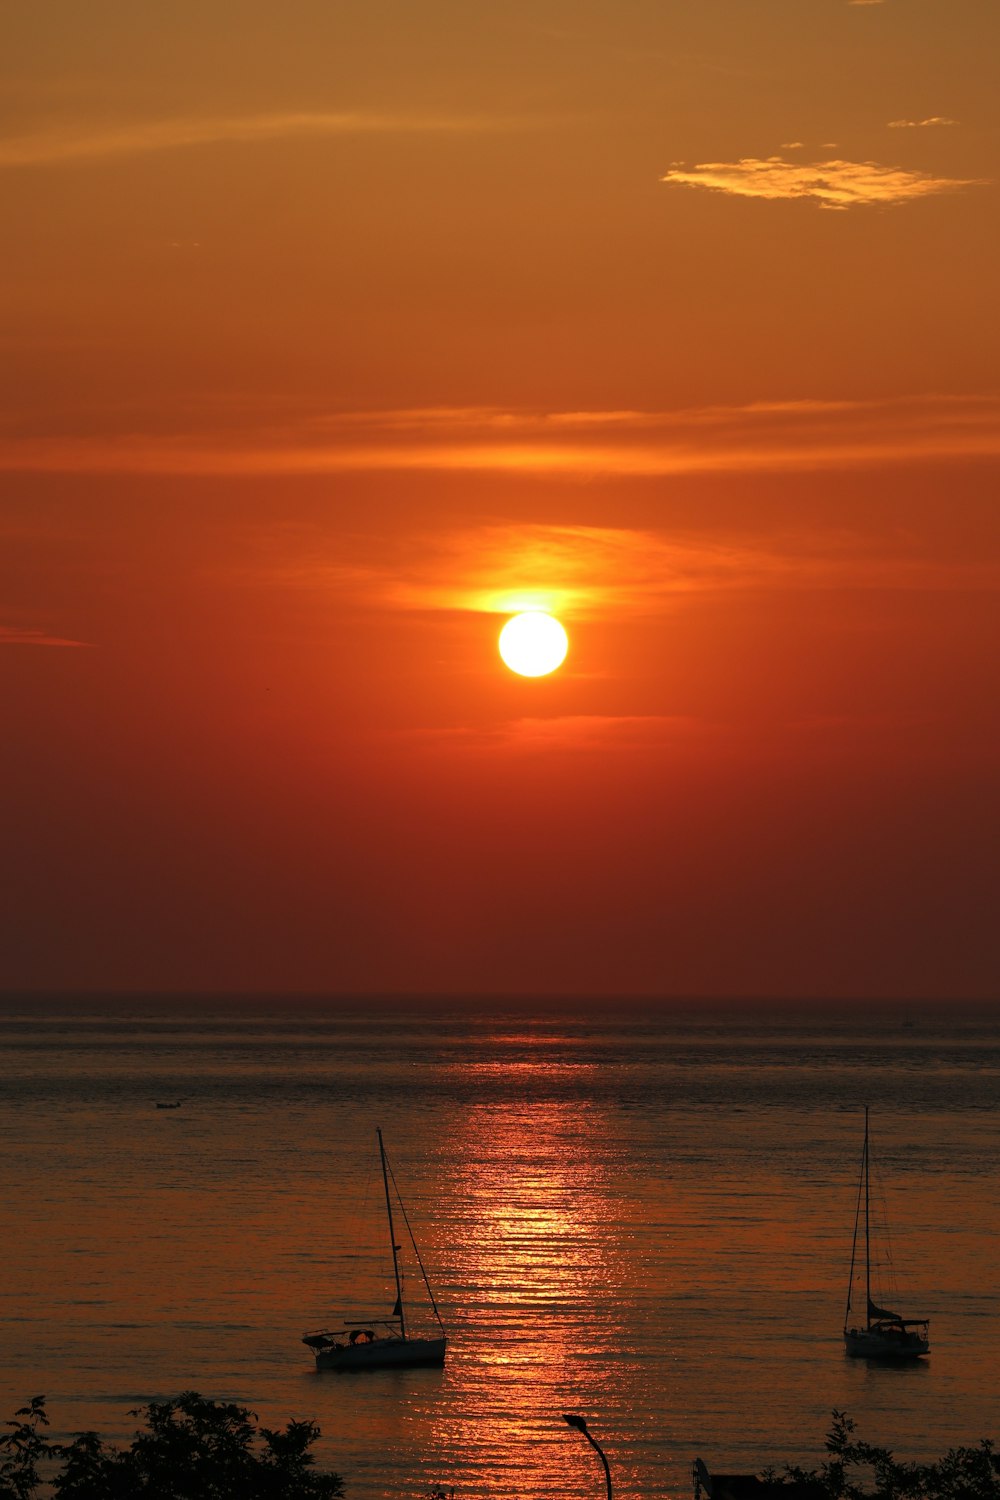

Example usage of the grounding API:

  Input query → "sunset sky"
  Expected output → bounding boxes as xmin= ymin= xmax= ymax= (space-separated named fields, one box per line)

xmin=3 ymin=0 xmax=998 ymax=998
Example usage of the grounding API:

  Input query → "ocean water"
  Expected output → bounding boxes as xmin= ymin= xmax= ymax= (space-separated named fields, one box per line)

xmin=2 ymin=997 xmax=998 ymax=1499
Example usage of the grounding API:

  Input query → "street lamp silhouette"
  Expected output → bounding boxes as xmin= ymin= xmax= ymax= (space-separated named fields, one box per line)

xmin=562 ymin=1413 xmax=613 ymax=1500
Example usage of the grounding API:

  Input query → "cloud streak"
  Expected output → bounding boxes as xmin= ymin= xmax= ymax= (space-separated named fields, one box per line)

xmin=0 ymin=109 xmax=530 ymax=169
xmin=1 ymin=394 xmax=998 ymax=479
xmin=0 ymin=624 xmax=88 ymax=647
xmin=887 ymin=117 xmax=959 ymax=129
xmin=401 ymin=715 xmax=707 ymax=755
xmin=659 ymin=155 xmax=983 ymax=208
xmin=254 ymin=518 xmax=1000 ymax=625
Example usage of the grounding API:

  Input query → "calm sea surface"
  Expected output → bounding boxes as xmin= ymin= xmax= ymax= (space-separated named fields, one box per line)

xmin=2 ymin=998 xmax=998 ymax=1499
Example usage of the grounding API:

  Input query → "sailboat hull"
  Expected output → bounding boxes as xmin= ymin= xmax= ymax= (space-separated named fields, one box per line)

xmin=304 ymin=1130 xmax=447 ymax=1373
xmin=843 ymin=1110 xmax=930 ymax=1361
xmin=314 ymin=1335 xmax=447 ymax=1371
xmin=844 ymin=1326 xmax=929 ymax=1359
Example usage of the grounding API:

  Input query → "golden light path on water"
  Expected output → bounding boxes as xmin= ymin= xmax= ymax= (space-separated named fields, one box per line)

xmin=425 ymin=1089 xmax=631 ymax=1496
xmin=2 ymin=1003 xmax=1000 ymax=1500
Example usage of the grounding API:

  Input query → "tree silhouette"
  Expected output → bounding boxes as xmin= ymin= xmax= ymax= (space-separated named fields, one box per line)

xmin=0 ymin=1397 xmax=50 ymax=1500
xmin=2 ymin=1393 xmax=343 ymax=1500
xmin=781 ymin=1411 xmax=1000 ymax=1500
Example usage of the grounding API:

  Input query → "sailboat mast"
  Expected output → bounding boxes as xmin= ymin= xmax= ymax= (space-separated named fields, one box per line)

xmin=377 ymin=1126 xmax=406 ymax=1340
xmin=864 ymin=1106 xmax=871 ymax=1330
xmin=845 ymin=1113 xmax=866 ymax=1333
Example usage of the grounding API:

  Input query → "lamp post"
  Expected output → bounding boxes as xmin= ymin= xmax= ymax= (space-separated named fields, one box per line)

xmin=562 ymin=1413 xmax=613 ymax=1500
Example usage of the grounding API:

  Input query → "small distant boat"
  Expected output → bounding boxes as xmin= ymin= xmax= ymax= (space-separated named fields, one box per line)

xmin=302 ymin=1127 xmax=447 ymax=1371
xmin=155 ymin=1100 xmax=183 ymax=1110
xmin=843 ymin=1106 xmax=929 ymax=1359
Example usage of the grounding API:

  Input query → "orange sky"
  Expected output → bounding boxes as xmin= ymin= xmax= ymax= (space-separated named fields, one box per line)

xmin=2 ymin=1 xmax=998 ymax=997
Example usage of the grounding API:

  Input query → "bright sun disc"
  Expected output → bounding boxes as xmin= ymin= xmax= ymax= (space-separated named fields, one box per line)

xmin=498 ymin=612 xmax=569 ymax=677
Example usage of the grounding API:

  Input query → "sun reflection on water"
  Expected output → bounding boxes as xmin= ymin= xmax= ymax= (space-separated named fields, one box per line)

xmin=4 ymin=1006 xmax=998 ymax=1500
xmin=421 ymin=1095 xmax=642 ymax=1497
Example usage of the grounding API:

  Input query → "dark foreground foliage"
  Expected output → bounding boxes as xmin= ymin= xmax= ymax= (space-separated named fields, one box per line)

xmin=0 ymin=1392 xmax=343 ymax=1500
xmin=777 ymin=1411 xmax=1000 ymax=1500
xmin=4 ymin=1400 xmax=997 ymax=1499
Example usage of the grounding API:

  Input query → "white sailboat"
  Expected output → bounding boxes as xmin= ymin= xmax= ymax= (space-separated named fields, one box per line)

xmin=843 ymin=1106 xmax=929 ymax=1359
xmin=302 ymin=1127 xmax=447 ymax=1370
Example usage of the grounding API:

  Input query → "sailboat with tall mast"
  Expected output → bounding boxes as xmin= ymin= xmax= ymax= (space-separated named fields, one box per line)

xmin=843 ymin=1106 xmax=929 ymax=1359
xmin=302 ymin=1127 xmax=447 ymax=1370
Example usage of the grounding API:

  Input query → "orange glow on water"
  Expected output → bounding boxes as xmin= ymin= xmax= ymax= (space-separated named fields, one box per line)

xmin=5 ymin=1004 xmax=1000 ymax=1499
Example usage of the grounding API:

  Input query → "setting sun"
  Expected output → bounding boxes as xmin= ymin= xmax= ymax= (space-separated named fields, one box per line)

xmin=3 ymin=3 xmax=999 ymax=1497
xmin=498 ymin=612 xmax=569 ymax=677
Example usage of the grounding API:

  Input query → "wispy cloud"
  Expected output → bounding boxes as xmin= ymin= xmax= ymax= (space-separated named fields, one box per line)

xmin=398 ymin=710 xmax=922 ymax=757
xmin=0 ymin=108 xmax=529 ymax=169
xmin=0 ymin=624 xmax=88 ymax=647
xmin=1 ymin=394 xmax=998 ymax=479
xmin=887 ymin=116 xmax=959 ymax=129
xmin=253 ymin=518 xmax=1000 ymax=625
xmin=402 ymin=715 xmax=707 ymax=755
xmin=659 ymin=155 xmax=983 ymax=209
